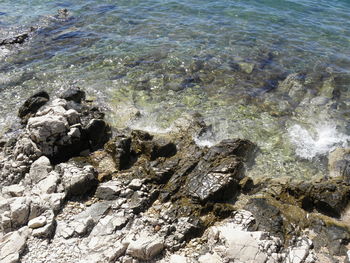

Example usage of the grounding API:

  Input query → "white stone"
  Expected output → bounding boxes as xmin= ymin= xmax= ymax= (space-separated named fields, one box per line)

xmin=32 ymin=171 xmax=59 ymax=195
xmin=126 ymin=232 xmax=164 ymax=260
xmin=27 ymin=115 xmax=69 ymax=143
xmin=198 ymin=253 xmax=222 ymax=263
xmin=170 ymin=254 xmax=188 ymax=263
xmin=2 ymin=184 xmax=25 ymax=197
xmin=27 ymin=156 xmax=52 ymax=185
xmin=28 ymin=216 xmax=47 ymax=229
xmin=0 ymin=226 xmax=29 ymax=262
xmin=67 ymin=127 xmax=81 ymax=138
xmin=10 ymin=197 xmax=31 ymax=228
xmin=128 ymin=179 xmax=143 ymax=190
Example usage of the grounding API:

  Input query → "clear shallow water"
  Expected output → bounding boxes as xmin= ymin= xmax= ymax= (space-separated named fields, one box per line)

xmin=1 ymin=0 xmax=350 ymax=179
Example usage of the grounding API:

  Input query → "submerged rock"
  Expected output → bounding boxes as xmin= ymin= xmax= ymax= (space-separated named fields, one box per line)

xmin=18 ymin=91 xmax=50 ymax=122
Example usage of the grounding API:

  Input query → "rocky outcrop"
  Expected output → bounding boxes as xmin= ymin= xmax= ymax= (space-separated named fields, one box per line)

xmin=1 ymin=90 xmax=350 ymax=263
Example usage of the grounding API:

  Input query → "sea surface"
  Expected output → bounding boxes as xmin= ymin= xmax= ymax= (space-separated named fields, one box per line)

xmin=1 ymin=0 xmax=350 ymax=179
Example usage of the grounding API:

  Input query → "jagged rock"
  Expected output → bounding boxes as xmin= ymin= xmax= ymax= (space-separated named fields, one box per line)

xmin=90 ymin=150 xmax=117 ymax=181
xmin=55 ymin=159 xmax=96 ymax=196
xmin=95 ymin=180 xmax=122 ymax=200
xmin=244 ymin=198 xmax=284 ymax=239
xmin=9 ymin=197 xmax=31 ymax=229
xmin=85 ymin=119 xmax=110 ymax=151
xmin=60 ymin=87 xmax=86 ymax=103
xmin=32 ymin=210 xmax=55 ymax=238
xmin=31 ymin=171 xmax=60 ymax=195
xmin=1 ymin=184 xmax=25 ymax=198
xmin=128 ymin=179 xmax=143 ymax=191
xmin=90 ymin=215 xmax=128 ymax=236
xmin=0 ymin=226 xmax=30 ymax=263
xmin=27 ymin=156 xmax=52 ymax=185
xmin=126 ymin=232 xmax=165 ymax=260
xmin=184 ymin=139 xmax=254 ymax=202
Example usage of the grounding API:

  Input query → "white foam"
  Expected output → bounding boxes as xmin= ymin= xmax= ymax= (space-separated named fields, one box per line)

xmin=288 ymin=124 xmax=350 ymax=159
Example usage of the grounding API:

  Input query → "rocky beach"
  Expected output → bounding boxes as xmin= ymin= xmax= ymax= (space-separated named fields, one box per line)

xmin=0 ymin=87 xmax=350 ymax=263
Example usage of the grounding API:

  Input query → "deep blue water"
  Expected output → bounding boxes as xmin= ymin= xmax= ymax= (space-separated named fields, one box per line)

xmin=1 ymin=0 xmax=350 ymax=178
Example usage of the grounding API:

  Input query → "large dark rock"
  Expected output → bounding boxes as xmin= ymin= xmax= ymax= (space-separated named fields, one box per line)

xmin=85 ymin=119 xmax=110 ymax=151
xmin=18 ymin=91 xmax=50 ymax=120
xmin=244 ymin=197 xmax=284 ymax=240
xmin=60 ymin=87 xmax=86 ymax=103
xmin=184 ymin=139 xmax=254 ymax=202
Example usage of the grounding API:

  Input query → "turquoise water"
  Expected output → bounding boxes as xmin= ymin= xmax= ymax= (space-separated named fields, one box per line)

xmin=1 ymin=0 xmax=350 ymax=179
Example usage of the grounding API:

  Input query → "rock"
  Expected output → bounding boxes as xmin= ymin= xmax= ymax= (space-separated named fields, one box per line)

xmin=18 ymin=91 xmax=50 ymax=120
xmin=75 ymin=202 xmax=111 ymax=223
xmin=169 ymin=254 xmax=188 ymax=263
xmin=185 ymin=139 xmax=252 ymax=202
xmin=198 ymin=253 xmax=221 ymax=263
xmin=128 ymin=179 xmax=143 ymax=191
xmin=244 ymin=198 xmax=284 ymax=240
xmin=9 ymin=197 xmax=31 ymax=229
xmin=2 ymin=184 xmax=25 ymax=197
xmin=90 ymin=215 xmax=128 ymax=236
xmin=239 ymin=62 xmax=255 ymax=74
xmin=57 ymin=160 xmax=97 ymax=196
xmin=126 ymin=233 xmax=165 ymax=260
xmin=60 ymin=87 xmax=86 ymax=103
xmin=32 ymin=210 xmax=55 ymax=238
xmin=0 ymin=226 xmax=30 ymax=263
xmin=95 ymin=180 xmax=122 ymax=200
xmin=31 ymin=171 xmax=60 ymax=195
xmin=0 ymin=32 xmax=29 ymax=46
xmin=90 ymin=150 xmax=117 ymax=181
xmin=27 ymin=156 xmax=52 ymax=185
xmin=28 ymin=215 xmax=47 ymax=229
xmin=328 ymin=148 xmax=350 ymax=180
xmin=85 ymin=119 xmax=110 ymax=150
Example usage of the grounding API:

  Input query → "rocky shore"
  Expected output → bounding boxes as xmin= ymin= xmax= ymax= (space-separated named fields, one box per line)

xmin=1 ymin=88 xmax=350 ymax=263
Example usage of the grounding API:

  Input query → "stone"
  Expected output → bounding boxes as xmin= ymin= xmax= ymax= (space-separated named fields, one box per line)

xmin=64 ymin=109 xmax=80 ymax=125
xmin=244 ymin=198 xmax=284 ymax=239
xmin=32 ymin=171 xmax=59 ymax=195
xmin=57 ymin=161 xmax=97 ymax=196
xmin=28 ymin=215 xmax=47 ymax=229
xmin=328 ymin=148 xmax=350 ymax=180
xmin=9 ymin=197 xmax=31 ymax=229
xmin=32 ymin=210 xmax=55 ymax=238
xmin=0 ymin=226 xmax=30 ymax=263
xmin=18 ymin=91 xmax=49 ymax=119
xmin=198 ymin=253 xmax=221 ymax=263
xmin=2 ymin=184 xmax=25 ymax=197
xmin=239 ymin=62 xmax=255 ymax=74
xmin=126 ymin=233 xmax=164 ymax=260
xmin=60 ymin=87 xmax=86 ymax=103
xmin=169 ymin=254 xmax=188 ymax=263
xmin=128 ymin=179 xmax=143 ymax=191
xmin=85 ymin=119 xmax=110 ymax=150
xmin=27 ymin=156 xmax=52 ymax=185
xmin=95 ymin=181 xmax=122 ymax=200
xmin=27 ymin=115 xmax=69 ymax=144
xmin=90 ymin=215 xmax=128 ymax=236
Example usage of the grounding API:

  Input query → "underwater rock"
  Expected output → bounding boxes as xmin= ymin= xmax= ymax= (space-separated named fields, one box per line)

xmin=328 ymin=148 xmax=350 ymax=181
xmin=60 ymin=87 xmax=86 ymax=104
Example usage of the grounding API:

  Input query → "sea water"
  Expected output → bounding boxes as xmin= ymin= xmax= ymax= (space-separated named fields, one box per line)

xmin=1 ymin=0 xmax=350 ymax=179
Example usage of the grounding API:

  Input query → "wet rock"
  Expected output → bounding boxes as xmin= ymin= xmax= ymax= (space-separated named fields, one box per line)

xmin=244 ymin=197 xmax=284 ymax=239
xmin=184 ymin=139 xmax=254 ymax=202
xmin=328 ymin=148 xmax=350 ymax=181
xmin=104 ymin=133 xmax=132 ymax=170
xmin=0 ymin=226 xmax=29 ymax=263
xmin=18 ymin=91 xmax=50 ymax=121
xmin=238 ymin=62 xmax=255 ymax=74
xmin=85 ymin=119 xmax=110 ymax=151
xmin=0 ymin=31 xmax=31 ymax=46
xmin=60 ymin=87 xmax=86 ymax=103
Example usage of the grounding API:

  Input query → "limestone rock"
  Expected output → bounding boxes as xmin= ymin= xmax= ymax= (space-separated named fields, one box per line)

xmin=27 ymin=156 xmax=52 ymax=185
xmin=95 ymin=180 xmax=122 ymax=200
xmin=126 ymin=233 xmax=165 ymax=260
xmin=18 ymin=91 xmax=49 ymax=120
xmin=0 ymin=226 xmax=30 ymax=263
xmin=28 ymin=215 xmax=47 ymax=229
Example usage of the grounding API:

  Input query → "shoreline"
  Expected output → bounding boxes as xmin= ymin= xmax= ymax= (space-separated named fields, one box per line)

xmin=1 ymin=88 xmax=350 ymax=263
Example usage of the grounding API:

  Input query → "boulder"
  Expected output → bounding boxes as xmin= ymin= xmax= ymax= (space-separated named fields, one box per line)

xmin=95 ymin=180 xmax=122 ymax=200
xmin=60 ymin=87 xmax=86 ymax=103
xmin=18 ymin=91 xmax=49 ymax=120
xmin=27 ymin=156 xmax=52 ymax=185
